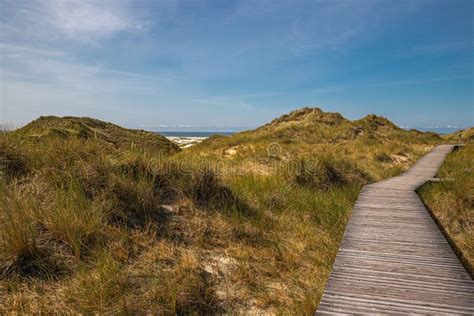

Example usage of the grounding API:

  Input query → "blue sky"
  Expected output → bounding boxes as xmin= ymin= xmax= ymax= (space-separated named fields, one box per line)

xmin=1 ymin=0 xmax=473 ymax=129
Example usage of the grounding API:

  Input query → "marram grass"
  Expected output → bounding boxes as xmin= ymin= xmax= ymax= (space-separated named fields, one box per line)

xmin=1 ymin=111 xmax=469 ymax=314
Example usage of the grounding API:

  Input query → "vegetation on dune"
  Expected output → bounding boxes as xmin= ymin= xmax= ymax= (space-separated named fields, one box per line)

xmin=444 ymin=127 xmax=474 ymax=143
xmin=0 ymin=117 xmax=255 ymax=314
xmin=199 ymin=107 xmax=442 ymax=146
xmin=0 ymin=109 xmax=463 ymax=314
xmin=16 ymin=115 xmax=181 ymax=155
xmin=192 ymin=107 xmax=441 ymax=183
xmin=294 ymin=155 xmax=371 ymax=190
xmin=418 ymin=144 xmax=473 ymax=277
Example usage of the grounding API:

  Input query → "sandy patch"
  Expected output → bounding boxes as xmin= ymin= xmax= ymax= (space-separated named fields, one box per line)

xmin=166 ymin=136 xmax=206 ymax=148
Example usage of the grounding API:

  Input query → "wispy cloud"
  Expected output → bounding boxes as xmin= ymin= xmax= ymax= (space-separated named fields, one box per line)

xmin=0 ymin=42 xmax=181 ymax=125
xmin=44 ymin=0 xmax=144 ymax=38
xmin=284 ymin=0 xmax=428 ymax=56
xmin=0 ymin=43 xmax=175 ymax=91
xmin=0 ymin=0 xmax=148 ymax=43
xmin=0 ymin=0 xmax=472 ymax=127
xmin=0 ymin=42 xmax=263 ymax=127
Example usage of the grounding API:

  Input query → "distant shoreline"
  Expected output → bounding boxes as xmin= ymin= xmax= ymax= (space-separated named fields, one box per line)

xmin=155 ymin=131 xmax=234 ymax=148
xmin=158 ymin=127 xmax=467 ymax=149
xmin=154 ymin=127 xmax=466 ymax=139
xmin=158 ymin=131 xmax=236 ymax=148
xmin=156 ymin=131 xmax=235 ymax=137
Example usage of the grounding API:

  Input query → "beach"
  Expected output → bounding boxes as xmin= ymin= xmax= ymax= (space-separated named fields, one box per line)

xmin=165 ymin=136 xmax=207 ymax=148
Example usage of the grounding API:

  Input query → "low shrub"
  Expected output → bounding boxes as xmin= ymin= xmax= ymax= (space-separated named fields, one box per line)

xmin=0 ymin=182 xmax=56 ymax=278
xmin=186 ymin=167 xmax=254 ymax=216
xmin=150 ymin=250 xmax=221 ymax=315
xmin=0 ymin=134 xmax=29 ymax=179
xmin=67 ymin=251 xmax=128 ymax=314
xmin=107 ymin=176 xmax=168 ymax=229
xmin=40 ymin=184 xmax=104 ymax=258
xmin=374 ymin=152 xmax=392 ymax=163
xmin=294 ymin=155 xmax=371 ymax=190
xmin=152 ymin=161 xmax=184 ymax=203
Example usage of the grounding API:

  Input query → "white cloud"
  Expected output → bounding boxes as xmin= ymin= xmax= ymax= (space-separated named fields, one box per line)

xmin=0 ymin=0 xmax=148 ymax=42
xmin=44 ymin=0 xmax=143 ymax=38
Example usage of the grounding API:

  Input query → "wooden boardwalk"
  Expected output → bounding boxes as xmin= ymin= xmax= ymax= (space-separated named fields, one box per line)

xmin=317 ymin=145 xmax=474 ymax=314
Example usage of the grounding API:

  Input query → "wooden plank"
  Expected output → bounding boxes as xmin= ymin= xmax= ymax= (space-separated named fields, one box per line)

xmin=317 ymin=145 xmax=474 ymax=314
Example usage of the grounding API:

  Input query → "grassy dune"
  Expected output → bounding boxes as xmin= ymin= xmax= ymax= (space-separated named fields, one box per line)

xmin=190 ymin=108 xmax=441 ymax=183
xmin=418 ymin=144 xmax=473 ymax=277
xmin=0 ymin=109 xmax=459 ymax=314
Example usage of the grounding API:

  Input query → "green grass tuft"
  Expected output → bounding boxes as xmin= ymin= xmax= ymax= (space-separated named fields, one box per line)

xmin=418 ymin=144 xmax=473 ymax=276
